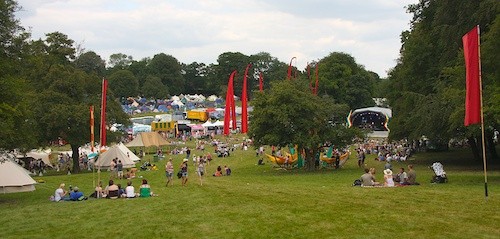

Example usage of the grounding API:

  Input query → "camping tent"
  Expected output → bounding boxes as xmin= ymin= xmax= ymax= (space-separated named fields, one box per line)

xmin=17 ymin=149 xmax=52 ymax=167
xmin=0 ymin=160 xmax=36 ymax=193
xmin=117 ymin=143 xmax=141 ymax=162
xmin=94 ymin=145 xmax=136 ymax=169
xmin=126 ymin=132 xmax=172 ymax=147
xmin=213 ymin=120 xmax=224 ymax=127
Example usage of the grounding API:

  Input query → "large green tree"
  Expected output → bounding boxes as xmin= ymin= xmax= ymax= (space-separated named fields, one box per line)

xmin=317 ymin=52 xmax=377 ymax=109
xmin=74 ymin=51 xmax=106 ymax=77
xmin=182 ymin=62 xmax=208 ymax=94
xmin=23 ymin=32 xmax=129 ymax=173
xmin=108 ymin=69 xmax=139 ymax=98
xmin=141 ymin=75 xmax=169 ymax=98
xmin=148 ymin=53 xmax=184 ymax=95
xmin=0 ymin=0 xmax=37 ymax=151
xmin=249 ymin=79 xmax=359 ymax=171
xmin=386 ymin=0 xmax=499 ymax=158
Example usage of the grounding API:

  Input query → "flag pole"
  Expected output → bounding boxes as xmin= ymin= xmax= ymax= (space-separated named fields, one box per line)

xmin=90 ymin=106 xmax=95 ymax=188
xmin=477 ymin=25 xmax=488 ymax=199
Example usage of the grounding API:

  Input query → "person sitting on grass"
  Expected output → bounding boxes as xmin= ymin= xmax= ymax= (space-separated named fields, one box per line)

xmin=151 ymin=164 xmax=158 ymax=171
xmin=360 ymin=168 xmax=380 ymax=186
xmin=124 ymin=181 xmax=137 ymax=198
xmin=213 ymin=165 xmax=223 ymax=177
xmin=224 ymin=165 xmax=231 ymax=176
xmin=383 ymin=169 xmax=395 ymax=187
xmin=126 ymin=168 xmax=137 ymax=179
xmin=395 ymin=167 xmax=408 ymax=185
xmin=53 ymin=183 xmax=67 ymax=202
xmin=69 ymin=186 xmax=87 ymax=201
xmin=139 ymin=179 xmax=154 ymax=197
xmin=402 ymin=165 xmax=419 ymax=185
xmin=105 ymin=180 xmax=119 ymax=199
xmin=93 ymin=181 xmax=104 ymax=198
xmin=117 ymin=184 xmax=125 ymax=197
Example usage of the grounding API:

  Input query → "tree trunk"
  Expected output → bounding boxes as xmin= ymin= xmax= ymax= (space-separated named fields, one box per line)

xmin=467 ymin=136 xmax=481 ymax=161
xmin=71 ymin=144 xmax=81 ymax=173
xmin=304 ymin=148 xmax=317 ymax=171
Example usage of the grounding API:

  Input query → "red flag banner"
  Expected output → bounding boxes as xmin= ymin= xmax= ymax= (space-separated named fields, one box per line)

xmin=100 ymin=79 xmax=108 ymax=147
xmin=231 ymin=82 xmax=237 ymax=131
xmin=462 ymin=26 xmax=481 ymax=126
xmin=224 ymin=71 xmax=237 ymax=135
xmin=314 ymin=63 xmax=319 ymax=95
xmin=287 ymin=57 xmax=296 ymax=80
xmin=90 ymin=106 xmax=94 ymax=152
xmin=259 ymin=72 xmax=263 ymax=92
xmin=241 ymin=64 xmax=251 ymax=133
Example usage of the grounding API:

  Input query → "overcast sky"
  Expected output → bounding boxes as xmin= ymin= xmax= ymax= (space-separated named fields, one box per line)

xmin=16 ymin=0 xmax=417 ymax=78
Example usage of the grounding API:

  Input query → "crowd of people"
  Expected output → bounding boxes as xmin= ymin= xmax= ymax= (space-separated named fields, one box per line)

xmin=355 ymin=139 xmax=416 ymax=167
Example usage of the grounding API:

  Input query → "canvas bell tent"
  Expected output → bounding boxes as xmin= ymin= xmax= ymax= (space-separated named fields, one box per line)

xmin=94 ymin=145 xmax=136 ymax=169
xmin=0 ymin=160 xmax=37 ymax=194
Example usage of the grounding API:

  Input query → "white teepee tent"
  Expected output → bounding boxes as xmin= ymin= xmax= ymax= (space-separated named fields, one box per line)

xmin=0 ymin=160 xmax=36 ymax=194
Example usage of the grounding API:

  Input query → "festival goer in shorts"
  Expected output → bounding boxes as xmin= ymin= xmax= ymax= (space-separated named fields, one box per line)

xmin=117 ymin=160 xmax=123 ymax=179
xmin=180 ymin=159 xmax=189 ymax=186
xmin=197 ymin=158 xmax=205 ymax=185
xmin=165 ymin=158 xmax=174 ymax=187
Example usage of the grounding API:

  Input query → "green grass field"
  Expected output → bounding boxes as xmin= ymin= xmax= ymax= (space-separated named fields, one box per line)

xmin=1 ymin=138 xmax=499 ymax=239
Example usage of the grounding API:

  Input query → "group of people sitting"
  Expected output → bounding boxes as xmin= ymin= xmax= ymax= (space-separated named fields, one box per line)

xmin=50 ymin=183 xmax=87 ymax=202
xmin=358 ymin=164 xmax=419 ymax=187
xmin=93 ymin=179 xmax=155 ymax=198
xmin=213 ymin=165 xmax=231 ymax=177
xmin=51 ymin=179 xmax=155 ymax=201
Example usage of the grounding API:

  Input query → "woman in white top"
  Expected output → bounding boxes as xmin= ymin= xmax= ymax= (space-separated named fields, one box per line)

xmin=124 ymin=181 xmax=136 ymax=198
xmin=54 ymin=183 xmax=67 ymax=202
xmin=383 ymin=169 xmax=395 ymax=187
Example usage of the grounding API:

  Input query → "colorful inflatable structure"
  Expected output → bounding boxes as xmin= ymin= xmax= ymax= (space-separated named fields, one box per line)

xmin=265 ymin=145 xmax=299 ymax=166
xmin=319 ymin=146 xmax=350 ymax=168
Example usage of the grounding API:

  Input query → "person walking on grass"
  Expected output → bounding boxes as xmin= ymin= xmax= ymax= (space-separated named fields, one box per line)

xmin=180 ymin=158 xmax=189 ymax=186
xmin=165 ymin=158 xmax=174 ymax=187
xmin=117 ymin=160 xmax=123 ymax=179
xmin=197 ymin=158 xmax=205 ymax=186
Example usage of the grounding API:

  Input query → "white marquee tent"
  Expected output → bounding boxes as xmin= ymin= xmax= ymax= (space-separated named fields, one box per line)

xmin=0 ymin=160 xmax=36 ymax=194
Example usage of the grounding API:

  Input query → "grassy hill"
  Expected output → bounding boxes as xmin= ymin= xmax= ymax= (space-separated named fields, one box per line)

xmin=1 ymin=136 xmax=499 ymax=239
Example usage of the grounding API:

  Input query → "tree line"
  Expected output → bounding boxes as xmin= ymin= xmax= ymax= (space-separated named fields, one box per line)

xmin=1 ymin=0 xmax=381 ymax=171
